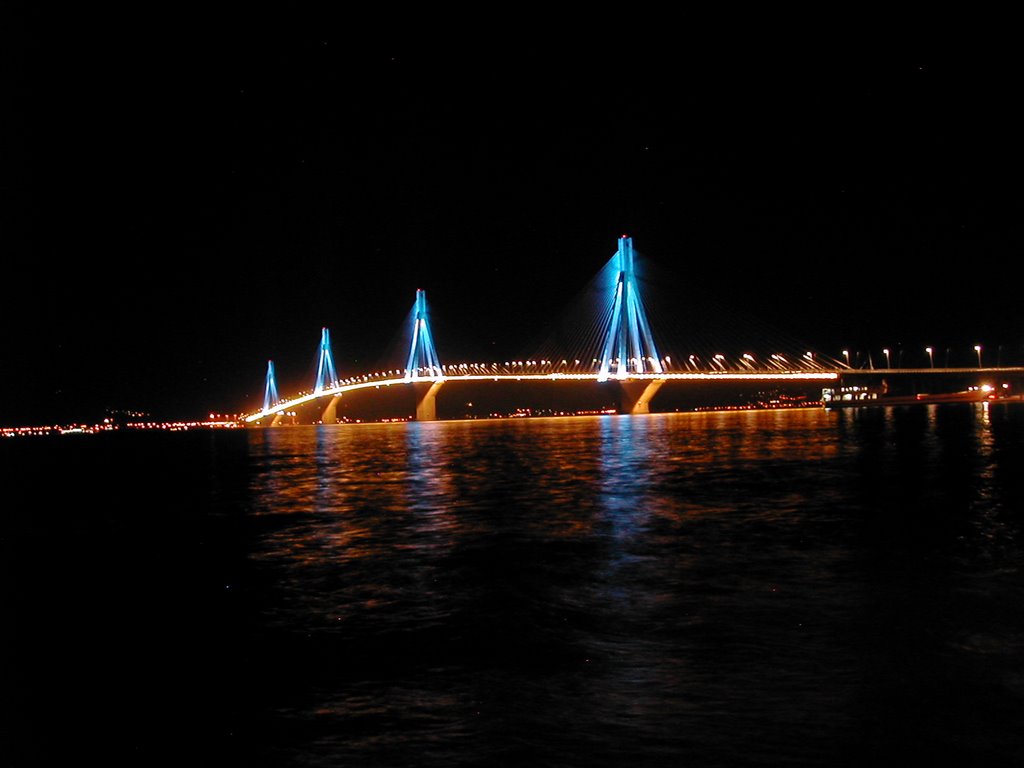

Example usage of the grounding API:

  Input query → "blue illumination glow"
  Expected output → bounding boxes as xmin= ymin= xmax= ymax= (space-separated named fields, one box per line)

xmin=598 ymin=237 xmax=663 ymax=381
xmin=263 ymin=360 xmax=279 ymax=411
xmin=314 ymin=327 xmax=339 ymax=393
xmin=405 ymin=289 xmax=442 ymax=380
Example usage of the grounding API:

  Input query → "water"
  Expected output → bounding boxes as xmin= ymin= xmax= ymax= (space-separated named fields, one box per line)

xmin=5 ymin=405 xmax=1024 ymax=766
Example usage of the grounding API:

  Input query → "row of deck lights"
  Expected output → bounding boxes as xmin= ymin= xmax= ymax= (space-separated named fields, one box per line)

xmin=294 ymin=344 xmax=995 ymax=399
xmin=841 ymin=345 xmax=988 ymax=369
xmin=278 ymin=353 xmax=831 ymax=404
xmin=264 ymin=345 xmax=1002 ymax=412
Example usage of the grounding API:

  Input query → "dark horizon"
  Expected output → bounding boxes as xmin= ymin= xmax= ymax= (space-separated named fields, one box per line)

xmin=6 ymin=33 xmax=1024 ymax=424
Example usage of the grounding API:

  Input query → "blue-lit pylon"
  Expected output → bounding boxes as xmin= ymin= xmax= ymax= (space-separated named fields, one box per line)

xmin=314 ymin=327 xmax=338 ymax=393
xmin=597 ymin=236 xmax=663 ymax=381
xmin=405 ymin=289 xmax=442 ymax=380
xmin=263 ymin=360 xmax=279 ymax=411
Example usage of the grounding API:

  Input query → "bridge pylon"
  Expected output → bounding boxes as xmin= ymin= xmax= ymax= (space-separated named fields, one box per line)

xmin=263 ymin=360 xmax=279 ymax=412
xmin=405 ymin=289 xmax=442 ymax=380
xmin=314 ymin=327 xmax=338 ymax=394
xmin=404 ymin=289 xmax=443 ymax=419
xmin=597 ymin=236 xmax=663 ymax=382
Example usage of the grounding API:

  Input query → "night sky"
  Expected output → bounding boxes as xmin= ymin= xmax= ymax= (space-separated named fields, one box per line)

xmin=6 ymin=28 xmax=1024 ymax=424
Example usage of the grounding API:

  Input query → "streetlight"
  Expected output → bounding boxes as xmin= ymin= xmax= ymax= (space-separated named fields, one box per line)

xmin=842 ymin=350 xmax=850 ymax=367
xmin=975 ymin=345 xmax=983 ymax=368
xmin=883 ymin=348 xmax=891 ymax=369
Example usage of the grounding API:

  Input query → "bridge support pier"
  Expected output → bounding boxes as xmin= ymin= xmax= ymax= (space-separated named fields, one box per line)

xmin=321 ymin=394 xmax=341 ymax=424
xmin=270 ymin=411 xmax=284 ymax=427
xmin=413 ymin=381 xmax=444 ymax=421
xmin=619 ymin=379 xmax=665 ymax=414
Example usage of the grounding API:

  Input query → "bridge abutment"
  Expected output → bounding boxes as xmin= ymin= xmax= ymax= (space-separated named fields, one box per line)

xmin=619 ymin=379 xmax=665 ymax=414
xmin=414 ymin=381 xmax=444 ymax=421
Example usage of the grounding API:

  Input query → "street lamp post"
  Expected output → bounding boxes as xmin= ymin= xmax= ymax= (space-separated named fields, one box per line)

xmin=883 ymin=348 xmax=891 ymax=369
xmin=926 ymin=347 xmax=934 ymax=368
xmin=975 ymin=345 xmax=983 ymax=368
xmin=842 ymin=350 xmax=850 ymax=367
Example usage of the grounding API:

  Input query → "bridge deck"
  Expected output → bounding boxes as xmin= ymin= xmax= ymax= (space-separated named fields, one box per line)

xmin=246 ymin=367 xmax=1024 ymax=423
xmin=247 ymin=371 xmax=840 ymax=422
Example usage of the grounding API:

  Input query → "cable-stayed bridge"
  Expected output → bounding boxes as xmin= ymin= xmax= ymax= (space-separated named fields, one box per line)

xmin=245 ymin=237 xmax=1022 ymax=424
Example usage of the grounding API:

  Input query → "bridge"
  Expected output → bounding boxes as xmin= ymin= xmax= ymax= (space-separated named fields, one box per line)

xmin=245 ymin=237 xmax=1022 ymax=424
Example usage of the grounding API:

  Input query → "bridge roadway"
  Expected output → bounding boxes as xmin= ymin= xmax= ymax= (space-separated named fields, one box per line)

xmin=245 ymin=370 xmax=841 ymax=424
xmin=837 ymin=367 xmax=1024 ymax=375
xmin=245 ymin=366 xmax=1024 ymax=424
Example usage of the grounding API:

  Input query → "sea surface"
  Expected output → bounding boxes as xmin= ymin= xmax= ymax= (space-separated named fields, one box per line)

xmin=5 ymin=405 xmax=1024 ymax=766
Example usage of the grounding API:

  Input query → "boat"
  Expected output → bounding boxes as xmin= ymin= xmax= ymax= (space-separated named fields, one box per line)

xmin=822 ymin=384 xmax=1012 ymax=408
